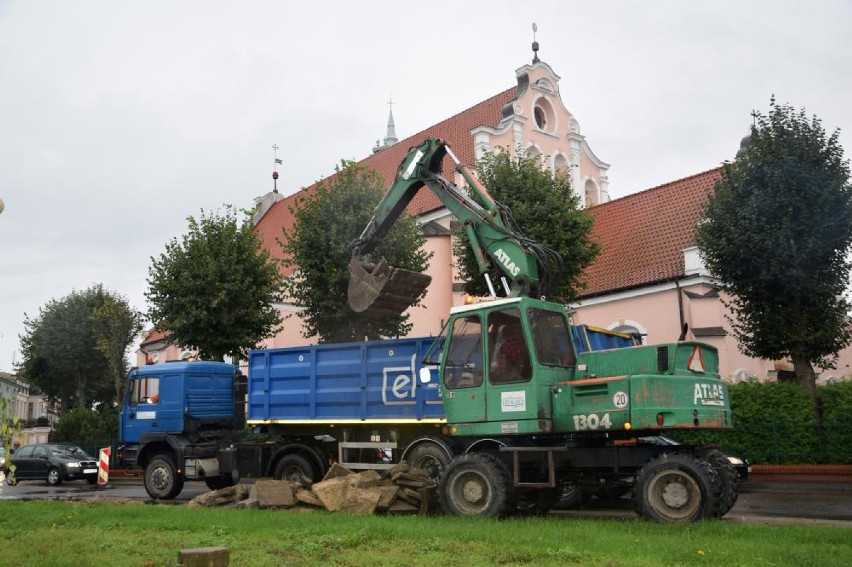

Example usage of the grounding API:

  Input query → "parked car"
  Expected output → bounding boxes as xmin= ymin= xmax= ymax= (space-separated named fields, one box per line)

xmin=0 ymin=446 xmax=6 ymax=470
xmin=3 ymin=443 xmax=98 ymax=486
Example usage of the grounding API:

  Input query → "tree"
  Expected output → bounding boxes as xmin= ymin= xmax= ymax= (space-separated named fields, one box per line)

xmin=282 ymin=160 xmax=430 ymax=343
xmin=52 ymin=406 xmax=119 ymax=445
xmin=146 ymin=206 xmax=284 ymax=362
xmin=1 ymin=396 xmax=22 ymax=476
xmin=696 ymin=98 xmax=852 ymax=424
xmin=91 ymin=294 xmax=143 ymax=403
xmin=17 ymin=285 xmax=138 ymax=410
xmin=455 ymin=149 xmax=599 ymax=302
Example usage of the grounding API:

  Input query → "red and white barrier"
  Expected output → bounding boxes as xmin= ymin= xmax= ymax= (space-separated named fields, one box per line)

xmin=98 ymin=447 xmax=111 ymax=485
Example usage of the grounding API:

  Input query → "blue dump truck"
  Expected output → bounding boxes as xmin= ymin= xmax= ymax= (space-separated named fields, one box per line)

xmin=119 ymin=327 xmax=638 ymax=501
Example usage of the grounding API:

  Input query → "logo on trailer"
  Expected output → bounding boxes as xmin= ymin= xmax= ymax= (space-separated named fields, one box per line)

xmin=382 ymin=355 xmax=417 ymax=405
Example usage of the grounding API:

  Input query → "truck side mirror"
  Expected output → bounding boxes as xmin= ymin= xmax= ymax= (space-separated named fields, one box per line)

xmin=419 ymin=367 xmax=432 ymax=384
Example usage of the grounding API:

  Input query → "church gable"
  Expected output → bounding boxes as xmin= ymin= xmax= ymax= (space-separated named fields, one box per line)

xmin=471 ymin=59 xmax=610 ymax=207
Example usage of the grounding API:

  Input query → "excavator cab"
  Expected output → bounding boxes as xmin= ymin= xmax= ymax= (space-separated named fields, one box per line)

xmin=348 ymin=256 xmax=432 ymax=317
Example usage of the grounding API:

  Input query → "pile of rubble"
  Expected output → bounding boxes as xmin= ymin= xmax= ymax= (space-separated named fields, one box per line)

xmin=187 ymin=462 xmax=439 ymax=514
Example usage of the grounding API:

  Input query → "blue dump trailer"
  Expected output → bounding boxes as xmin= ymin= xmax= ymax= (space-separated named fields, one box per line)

xmin=571 ymin=325 xmax=640 ymax=353
xmin=119 ymin=331 xmax=640 ymax=500
xmin=247 ymin=337 xmax=442 ymax=424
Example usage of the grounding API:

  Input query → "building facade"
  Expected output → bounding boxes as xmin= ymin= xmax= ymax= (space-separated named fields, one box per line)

xmin=0 ymin=371 xmax=56 ymax=447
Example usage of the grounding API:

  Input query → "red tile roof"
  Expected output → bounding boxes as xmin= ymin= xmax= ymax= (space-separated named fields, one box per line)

xmin=580 ymin=168 xmax=722 ymax=297
xmin=254 ymin=88 xmax=517 ymax=275
xmin=140 ymin=328 xmax=170 ymax=347
xmin=252 ymin=83 xmax=721 ymax=301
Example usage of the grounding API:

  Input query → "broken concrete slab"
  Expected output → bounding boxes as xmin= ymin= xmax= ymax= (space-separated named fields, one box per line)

xmin=254 ymin=479 xmax=295 ymax=508
xmin=187 ymin=484 xmax=250 ymax=508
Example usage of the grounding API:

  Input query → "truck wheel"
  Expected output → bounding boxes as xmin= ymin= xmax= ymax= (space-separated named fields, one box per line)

xmin=274 ymin=454 xmax=317 ymax=483
xmin=145 ymin=455 xmax=184 ymax=500
xmin=705 ymin=450 xmax=740 ymax=517
xmin=46 ymin=467 xmax=63 ymax=486
xmin=405 ymin=442 xmax=450 ymax=480
xmin=552 ymin=481 xmax=591 ymax=509
xmin=439 ymin=453 xmax=512 ymax=518
xmin=633 ymin=453 xmax=719 ymax=522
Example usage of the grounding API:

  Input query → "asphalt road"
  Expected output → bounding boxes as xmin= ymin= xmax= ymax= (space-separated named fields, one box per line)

xmin=2 ymin=473 xmax=850 ymax=526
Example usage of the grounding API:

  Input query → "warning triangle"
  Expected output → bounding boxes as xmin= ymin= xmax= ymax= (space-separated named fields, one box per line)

xmin=688 ymin=346 xmax=705 ymax=373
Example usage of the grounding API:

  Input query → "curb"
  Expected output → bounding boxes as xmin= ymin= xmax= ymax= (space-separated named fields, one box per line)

xmin=750 ymin=464 xmax=852 ymax=484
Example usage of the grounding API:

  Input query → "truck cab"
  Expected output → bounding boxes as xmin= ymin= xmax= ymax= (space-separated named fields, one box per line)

xmin=120 ymin=361 xmax=239 ymax=444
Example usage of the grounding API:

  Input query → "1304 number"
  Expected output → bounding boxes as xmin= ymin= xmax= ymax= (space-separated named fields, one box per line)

xmin=572 ymin=413 xmax=612 ymax=431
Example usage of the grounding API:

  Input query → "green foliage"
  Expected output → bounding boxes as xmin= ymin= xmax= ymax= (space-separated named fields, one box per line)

xmin=696 ymin=98 xmax=852 ymax=378
xmin=51 ymin=406 xmax=118 ymax=445
xmin=146 ymin=206 xmax=284 ymax=361
xmin=282 ymin=161 xmax=430 ymax=342
xmin=91 ymin=293 xmax=143 ymax=402
xmin=17 ymin=284 xmax=140 ymax=410
xmin=455 ymin=149 xmax=598 ymax=302
xmin=672 ymin=381 xmax=852 ymax=464
xmin=1 ymin=397 xmax=22 ymax=476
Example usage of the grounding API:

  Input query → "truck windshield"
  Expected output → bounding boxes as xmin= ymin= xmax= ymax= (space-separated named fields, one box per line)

xmin=444 ymin=315 xmax=483 ymax=389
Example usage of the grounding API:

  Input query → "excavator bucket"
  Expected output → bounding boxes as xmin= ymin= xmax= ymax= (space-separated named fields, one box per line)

xmin=348 ymin=257 xmax=432 ymax=316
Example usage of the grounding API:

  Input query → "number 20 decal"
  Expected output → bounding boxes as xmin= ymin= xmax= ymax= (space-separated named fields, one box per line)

xmin=573 ymin=413 xmax=612 ymax=430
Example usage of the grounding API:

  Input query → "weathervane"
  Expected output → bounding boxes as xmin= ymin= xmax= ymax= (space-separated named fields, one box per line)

xmin=272 ymin=144 xmax=282 ymax=193
xmin=532 ymin=23 xmax=540 ymax=64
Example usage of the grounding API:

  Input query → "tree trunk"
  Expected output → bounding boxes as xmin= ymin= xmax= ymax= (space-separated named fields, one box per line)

xmin=75 ymin=371 xmax=87 ymax=410
xmin=791 ymin=354 xmax=823 ymax=424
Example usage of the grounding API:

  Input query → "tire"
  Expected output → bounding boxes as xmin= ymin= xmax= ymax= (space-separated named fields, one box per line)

xmin=144 ymin=455 xmax=184 ymax=500
xmin=439 ymin=453 xmax=513 ymax=518
xmin=405 ymin=442 xmax=450 ymax=480
xmin=273 ymin=454 xmax=317 ymax=484
xmin=87 ymin=476 xmax=98 ymax=485
xmin=4 ymin=469 xmax=17 ymax=486
xmin=633 ymin=452 xmax=720 ymax=522
xmin=551 ymin=481 xmax=591 ymax=510
xmin=46 ymin=467 xmax=62 ymax=486
xmin=705 ymin=450 xmax=740 ymax=517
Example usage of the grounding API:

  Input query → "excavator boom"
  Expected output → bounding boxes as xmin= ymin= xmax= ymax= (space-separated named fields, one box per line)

xmin=348 ymin=138 xmax=562 ymax=317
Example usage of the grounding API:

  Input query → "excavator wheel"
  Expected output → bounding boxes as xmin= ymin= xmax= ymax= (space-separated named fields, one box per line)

xmin=348 ymin=257 xmax=431 ymax=317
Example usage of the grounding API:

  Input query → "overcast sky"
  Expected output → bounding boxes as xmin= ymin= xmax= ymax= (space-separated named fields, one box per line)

xmin=1 ymin=0 xmax=850 ymax=371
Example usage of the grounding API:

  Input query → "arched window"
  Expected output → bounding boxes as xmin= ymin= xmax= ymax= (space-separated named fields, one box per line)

xmin=554 ymin=153 xmax=570 ymax=175
xmin=527 ymin=145 xmax=542 ymax=161
xmin=585 ymin=178 xmax=599 ymax=207
xmin=608 ymin=320 xmax=646 ymax=345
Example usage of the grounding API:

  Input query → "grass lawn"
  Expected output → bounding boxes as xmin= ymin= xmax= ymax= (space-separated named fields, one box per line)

xmin=0 ymin=500 xmax=849 ymax=566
